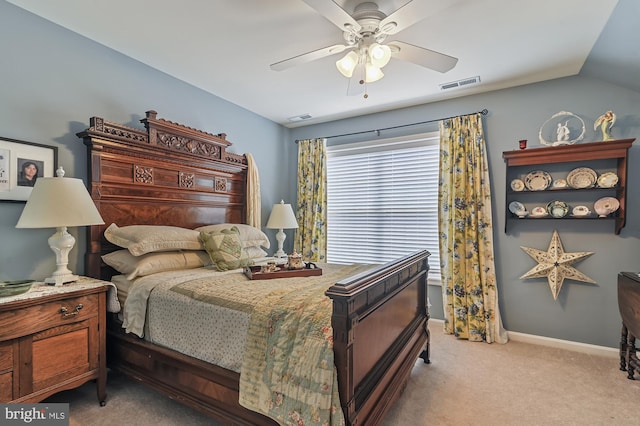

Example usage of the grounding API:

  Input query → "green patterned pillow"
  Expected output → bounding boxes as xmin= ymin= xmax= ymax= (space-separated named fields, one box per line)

xmin=200 ymin=226 xmax=253 ymax=271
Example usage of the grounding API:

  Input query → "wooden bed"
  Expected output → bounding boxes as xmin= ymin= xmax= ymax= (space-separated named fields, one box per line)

xmin=77 ymin=110 xmax=431 ymax=426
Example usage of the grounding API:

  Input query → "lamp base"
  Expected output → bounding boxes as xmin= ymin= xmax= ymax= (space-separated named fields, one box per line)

xmin=44 ymin=273 xmax=79 ymax=286
xmin=274 ymin=228 xmax=287 ymax=258
xmin=46 ymin=226 xmax=78 ymax=287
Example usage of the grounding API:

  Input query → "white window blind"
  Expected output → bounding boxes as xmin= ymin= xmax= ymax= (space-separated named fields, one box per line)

xmin=326 ymin=132 xmax=440 ymax=281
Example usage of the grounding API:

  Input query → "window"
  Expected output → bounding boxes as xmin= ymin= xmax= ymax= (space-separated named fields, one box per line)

xmin=326 ymin=132 xmax=440 ymax=281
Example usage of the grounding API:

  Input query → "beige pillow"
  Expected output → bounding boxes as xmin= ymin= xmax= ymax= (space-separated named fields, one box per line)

xmin=200 ymin=227 xmax=254 ymax=271
xmin=102 ymin=250 xmax=210 ymax=280
xmin=195 ymin=223 xmax=270 ymax=249
xmin=104 ymin=223 xmax=203 ymax=256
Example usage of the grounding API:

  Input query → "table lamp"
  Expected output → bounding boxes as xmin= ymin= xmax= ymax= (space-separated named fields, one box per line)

xmin=266 ymin=200 xmax=298 ymax=258
xmin=16 ymin=166 xmax=104 ymax=286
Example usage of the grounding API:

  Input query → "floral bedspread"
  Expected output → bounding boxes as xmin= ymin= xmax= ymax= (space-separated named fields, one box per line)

xmin=140 ymin=263 xmax=374 ymax=425
xmin=237 ymin=264 xmax=373 ymax=426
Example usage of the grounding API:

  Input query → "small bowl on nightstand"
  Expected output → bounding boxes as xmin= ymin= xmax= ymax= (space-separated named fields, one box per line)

xmin=0 ymin=280 xmax=35 ymax=297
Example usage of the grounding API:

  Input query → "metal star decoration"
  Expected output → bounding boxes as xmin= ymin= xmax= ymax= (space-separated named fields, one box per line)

xmin=520 ymin=230 xmax=595 ymax=300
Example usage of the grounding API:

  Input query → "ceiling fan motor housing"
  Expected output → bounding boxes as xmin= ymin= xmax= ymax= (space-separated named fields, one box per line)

xmin=349 ymin=2 xmax=388 ymax=43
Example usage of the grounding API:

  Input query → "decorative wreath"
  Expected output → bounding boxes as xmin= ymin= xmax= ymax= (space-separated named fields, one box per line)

xmin=538 ymin=111 xmax=586 ymax=146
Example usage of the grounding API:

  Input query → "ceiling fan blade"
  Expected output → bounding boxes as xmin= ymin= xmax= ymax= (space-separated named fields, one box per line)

xmin=379 ymin=0 xmax=461 ymax=35
xmin=270 ymin=44 xmax=349 ymax=71
xmin=303 ymin=0 xmax=361 ymax=34
xmin=389 ymin=41 xmax=458 ymax=73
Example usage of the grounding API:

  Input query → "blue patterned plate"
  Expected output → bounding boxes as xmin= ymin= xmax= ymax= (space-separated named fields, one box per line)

xmin=524 ymin=170 xmax=552 ymax=191
xmin=546 ymin=200 xmax=569 ymax=218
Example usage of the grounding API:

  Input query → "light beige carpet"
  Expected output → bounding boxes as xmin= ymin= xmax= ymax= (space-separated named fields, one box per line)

xmin=46 ymin=326 xmax=640 ymax=425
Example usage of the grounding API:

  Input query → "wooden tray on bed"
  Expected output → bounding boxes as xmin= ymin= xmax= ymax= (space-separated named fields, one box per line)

xmin=244 ymin=265 xmax=322 ymax=280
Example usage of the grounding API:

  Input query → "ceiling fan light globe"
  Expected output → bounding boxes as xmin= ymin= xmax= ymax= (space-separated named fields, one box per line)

xmin=336 ymin=51 xmax=359 ymax=78
xmin=369 ymin=43 xmax=391 ymax=68
xmin=365 ymin=64 xmax=384 ymax=83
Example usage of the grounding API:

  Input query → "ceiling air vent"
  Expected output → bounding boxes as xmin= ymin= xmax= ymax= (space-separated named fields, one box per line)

xmin=288 ymin=114 xmax=313 ymax=122
xmin=439 ymin=76 xmax=481 ymax=91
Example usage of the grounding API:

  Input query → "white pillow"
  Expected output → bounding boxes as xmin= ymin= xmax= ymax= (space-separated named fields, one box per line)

xmin=102 ymin=250 xmax=210 ymax=280
xmin=104 ymin=223 xmax=203 ymax=256
xmin=244 ymin=246 xmax=268 ymax=259
xmin=195 ymin=223 xmax=270 ymax=249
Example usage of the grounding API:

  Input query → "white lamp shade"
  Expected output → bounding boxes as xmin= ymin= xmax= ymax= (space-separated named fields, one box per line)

xmin=16 ymin=173 xmax=104 ymax=229
xmin=369 ymin=43 xmax=391 ymax=68
xmin=365 ymin=64 xmax=384 ymax=83
xmin=266 ymin=200 xmax=298 ymax=230
xmin=336 ymin=51 xmax=359 ymax=78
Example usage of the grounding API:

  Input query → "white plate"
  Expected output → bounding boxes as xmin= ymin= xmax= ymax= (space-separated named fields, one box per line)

xmin=510 ymin=179 xmax=525 ymax=192
xmin=524 ymin=170 xmax=552 ymax=191
xmin=546 ymin=200 xmax=569 ymax=218
xmin=571 ymin=205 xmax=591 ymax=217
xmin=594 ymin=197 xmax=620 ymax=217
xmin=530 ymin=206 xmax=548 ymax=217
xmin=597 ymin=172 xmax=618 ymax=188
xmin=567 ymin=167 xmax=597 ymax=189
xmin=509 ymin=201 xmax=527 ymax=216
xmin=552 ymin=179 xmax=568 ymax=189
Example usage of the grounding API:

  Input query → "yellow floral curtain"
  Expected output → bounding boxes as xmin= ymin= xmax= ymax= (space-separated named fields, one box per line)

xmin=294 ymin=138 xmax=327 ymax=262
xmin=438 ymin=113 xmax=508 ymax=344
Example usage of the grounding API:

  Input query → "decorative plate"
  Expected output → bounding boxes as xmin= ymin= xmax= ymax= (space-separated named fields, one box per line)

xmin=508 ymin=201 xmax=527 ymax=217
xmin=524 ymin=170 xmax=552 ymax=191
xmin=546 ymin=200 xmax=569 ymax=218
xmin=552 ymin=179 xmax=568 ymax=189
xmin=530 ymin=206 xmax=548 ymax=217
xmin=596 ymin=172 xmax=618 ymax=188
xmin=566 ymin=167 xmax=597 ymax=189
xmin=571 ymin=205 xmax=591 ymax=217
xmin=594 ymin=197 xmax=620 ymax=217
xmin=0 ymin=280 xmax=34 ymax=297
xmin=510 ymin=179 xmax=525 ymax=192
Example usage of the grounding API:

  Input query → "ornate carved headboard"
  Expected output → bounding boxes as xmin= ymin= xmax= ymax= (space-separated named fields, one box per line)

xmin=76 ymin=110 xmax=248 ymax=280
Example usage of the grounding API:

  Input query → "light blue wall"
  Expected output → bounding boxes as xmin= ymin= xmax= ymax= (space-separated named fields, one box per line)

xmin=290 ymin=76 xmax=640 ymax=348
xmin=0 ymin=2 xmax=291 ymax=281
xmin=2 ymin=1 xmax=639 ymax=348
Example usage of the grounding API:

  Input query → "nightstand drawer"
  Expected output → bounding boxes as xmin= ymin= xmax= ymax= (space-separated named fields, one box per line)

xmin=0 ymin=294 xmax=98 ymax=340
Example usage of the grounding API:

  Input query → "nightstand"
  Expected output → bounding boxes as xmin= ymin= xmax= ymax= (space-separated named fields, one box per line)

xmin=0 ymin=277 xmax=109 ymax=404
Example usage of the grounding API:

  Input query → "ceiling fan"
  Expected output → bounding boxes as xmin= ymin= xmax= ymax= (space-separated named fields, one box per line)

xmin=270 ymin=0 xmax=459 ymax=96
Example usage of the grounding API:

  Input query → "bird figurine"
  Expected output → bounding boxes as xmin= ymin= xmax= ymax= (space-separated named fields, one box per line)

xmin=594 ymin=110 xmax=616 ymax=141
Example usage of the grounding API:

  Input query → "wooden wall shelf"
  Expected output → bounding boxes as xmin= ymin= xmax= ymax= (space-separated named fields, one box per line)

xmin=503 ymin=139 xmax=635 ymax=234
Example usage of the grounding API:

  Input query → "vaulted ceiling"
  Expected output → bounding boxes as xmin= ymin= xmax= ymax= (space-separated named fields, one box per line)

xmin=8 ymin=0 xmax=637 ymax=128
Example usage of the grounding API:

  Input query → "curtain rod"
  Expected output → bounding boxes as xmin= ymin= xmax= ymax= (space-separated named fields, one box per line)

xmin=294 ymin=108 xmax=488 ymax=143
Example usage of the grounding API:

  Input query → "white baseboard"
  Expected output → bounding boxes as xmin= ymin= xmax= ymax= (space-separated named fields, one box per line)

xmin=428 ymin=318 xmax=619 ymax=359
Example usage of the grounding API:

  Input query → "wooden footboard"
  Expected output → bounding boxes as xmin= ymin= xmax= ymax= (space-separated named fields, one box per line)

xmin=327 ymin=250 xmax=430 ymax=426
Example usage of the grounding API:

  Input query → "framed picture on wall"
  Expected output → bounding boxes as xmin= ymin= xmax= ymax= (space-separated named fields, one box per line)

xmin=0 ymin=137 xmax=58 ymax=202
